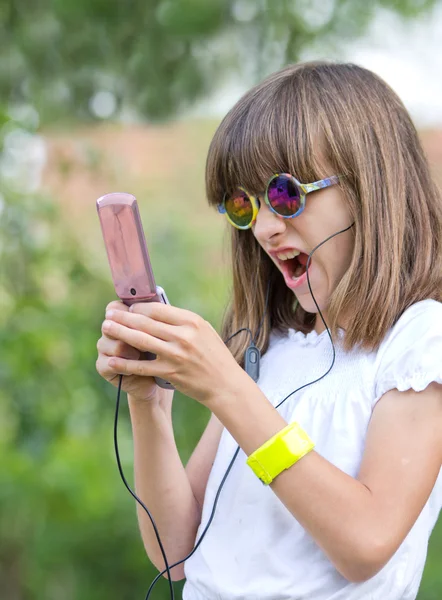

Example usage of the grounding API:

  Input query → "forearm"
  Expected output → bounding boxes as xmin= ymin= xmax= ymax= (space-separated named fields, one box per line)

xmin=128 ymin=389 xmax=201 ymax=579
xmin=271 ymin=451 xmax=376 ymax=581
xmin=207 ymin=377 xmax=379 ymax=583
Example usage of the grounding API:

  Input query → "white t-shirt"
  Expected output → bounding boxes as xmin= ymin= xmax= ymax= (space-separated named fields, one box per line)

xmin=183 ymin=299 xmax=442 ymax=600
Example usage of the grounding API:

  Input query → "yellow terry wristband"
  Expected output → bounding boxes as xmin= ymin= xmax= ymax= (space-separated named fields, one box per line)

xmin=246 ymin=421 xmax=315 ymax=485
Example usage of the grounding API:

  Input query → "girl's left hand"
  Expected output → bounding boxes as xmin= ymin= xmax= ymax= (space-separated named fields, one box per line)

xmin=102 ymin=301 xmax=247 ymax=404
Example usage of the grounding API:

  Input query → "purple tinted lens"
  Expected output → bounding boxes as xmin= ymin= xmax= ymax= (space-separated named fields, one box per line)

xmin=224 ymin=189 xmax=253 ymax=227
xmin=267 ymin=174 xmax=301 ymax=216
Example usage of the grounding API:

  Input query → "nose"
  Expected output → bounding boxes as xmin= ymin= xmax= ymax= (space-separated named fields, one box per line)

xmin=252 ymin=196 xmax=286 ymax=241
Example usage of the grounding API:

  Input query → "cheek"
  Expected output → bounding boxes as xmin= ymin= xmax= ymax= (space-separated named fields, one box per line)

xmin=326 ymin=239 xmax=354 ymax=282
xmin=312 ymin=236 xmax=353 ymax=286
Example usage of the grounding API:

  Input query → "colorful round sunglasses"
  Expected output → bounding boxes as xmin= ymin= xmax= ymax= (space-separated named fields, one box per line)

xmin=217 ymin=173 xmax=342 ymax=230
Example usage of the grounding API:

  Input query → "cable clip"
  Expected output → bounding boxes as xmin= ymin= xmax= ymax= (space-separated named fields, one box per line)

xmin=245 ymin=343 xmax=261 ymax=382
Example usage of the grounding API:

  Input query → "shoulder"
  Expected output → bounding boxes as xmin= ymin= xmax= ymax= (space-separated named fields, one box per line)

xmin=376 ymin=299 xmax=442 ymax=361
xmin=373 ymin=299 xmax=442 ymax=404
xmin=383 ymin=298 xmax=442 ymax=344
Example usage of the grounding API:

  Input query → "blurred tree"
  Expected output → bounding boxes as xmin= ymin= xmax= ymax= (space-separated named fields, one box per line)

xmin=1 ymin=0 xmax=439 ymax=123
xmin=0 ymin=109 xmax=215 ymax=598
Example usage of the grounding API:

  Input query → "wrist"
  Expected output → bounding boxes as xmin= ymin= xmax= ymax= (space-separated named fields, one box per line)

xmin=127 ymin=391 xmax=175 ymax=445
xmin=128 ymin=387 xmax=174 ymax=413
xmin=204 ymin=370 xmax=252 ymax=413
xmin=204 ymin=373 xmax=288 ymax=456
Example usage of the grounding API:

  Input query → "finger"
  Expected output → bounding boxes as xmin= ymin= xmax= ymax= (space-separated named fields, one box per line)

xmin=105 ymin=308 xmax=175 ymax=342
xmin=97 ymin=335 xmax=141 ymax=360
xmin=102 ymin=319 xmax=169 ymax=356
xmin=129 ymin=302 xmax=203 ymax=327
xmin=105 ymin=299 xmax=130 ymax=313
xmin=107 ymin=356 xmax=168 ymax=379
xmin=96 ymin=355 xmax=122 ymax=382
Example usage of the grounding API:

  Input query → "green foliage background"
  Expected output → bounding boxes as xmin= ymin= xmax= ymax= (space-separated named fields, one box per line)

xmin=2 ymin=0 xmax=439 ymax=123
xmin=1 ymin=1 xmax=441 ymax=598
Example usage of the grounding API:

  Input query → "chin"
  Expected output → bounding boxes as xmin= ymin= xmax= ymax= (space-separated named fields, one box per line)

xmin=294 ymin=294 xmax=326 ymax=316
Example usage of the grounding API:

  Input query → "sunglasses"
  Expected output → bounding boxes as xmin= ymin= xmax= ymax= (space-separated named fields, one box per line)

xmin=217 ymin=173 xmax=342 ymax=230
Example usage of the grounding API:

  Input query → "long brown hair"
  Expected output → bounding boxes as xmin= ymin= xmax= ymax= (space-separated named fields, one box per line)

xmin=205 ymin=61 xmax=442 ymax=365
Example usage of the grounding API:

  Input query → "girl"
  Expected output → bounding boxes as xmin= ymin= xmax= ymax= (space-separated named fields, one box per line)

xmin=96 ymin=62 xmax=442 ymax=599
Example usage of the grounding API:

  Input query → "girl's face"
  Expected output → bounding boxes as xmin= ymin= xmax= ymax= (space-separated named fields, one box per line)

xmin=251 ymin=173 xmax=355 ymax=332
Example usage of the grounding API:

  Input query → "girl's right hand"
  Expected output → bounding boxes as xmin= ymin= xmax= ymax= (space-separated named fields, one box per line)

xmin=96 ymin=300 xmax=159 ymax=403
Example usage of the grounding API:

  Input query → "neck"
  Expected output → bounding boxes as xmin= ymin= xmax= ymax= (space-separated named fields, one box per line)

xmin=314 ymin=313 xmax=329 ymax=335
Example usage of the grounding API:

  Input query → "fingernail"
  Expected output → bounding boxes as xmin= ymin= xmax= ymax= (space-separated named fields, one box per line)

xmin=106 ymin=310 xmax=114 ymax=319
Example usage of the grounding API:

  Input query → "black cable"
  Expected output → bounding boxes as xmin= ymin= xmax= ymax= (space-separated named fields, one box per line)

xmin=145 ymin=222 xmax=355 ymax=591
xmin=114 ymin=223 xmax=355 ymax=600
xmin=144 ymin=445 xmax=242 ymax=599
xmin=114 ymin=374 xmax=175 ymax=600
xmin=113 ymin=326 xmax=252 ymax=600
xmin=224 ymin=326 xmax=253 ymax=346
xmin=272 ymin=222 xmax=355 ymax=408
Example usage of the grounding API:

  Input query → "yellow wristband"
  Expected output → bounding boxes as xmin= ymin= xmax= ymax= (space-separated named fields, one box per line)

xmin=246 ymin=421 xmax=315 ymax=485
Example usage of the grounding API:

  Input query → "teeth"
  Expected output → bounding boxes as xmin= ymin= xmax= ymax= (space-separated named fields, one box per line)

xmin=276 ymin=250 xmax=301 ymax=261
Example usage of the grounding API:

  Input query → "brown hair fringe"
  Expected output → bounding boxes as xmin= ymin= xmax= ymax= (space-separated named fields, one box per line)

xmin=205 ymin=61 xmax=442 ymax=366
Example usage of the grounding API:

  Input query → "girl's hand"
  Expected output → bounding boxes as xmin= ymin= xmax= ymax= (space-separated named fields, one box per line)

xmin=96 ymin=301 xmax=161 ymax=403
xmin=100 ymin=302 xmax=247 ymax=404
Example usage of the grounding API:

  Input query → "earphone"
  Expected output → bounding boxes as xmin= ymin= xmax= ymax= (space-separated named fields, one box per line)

xmin=114 ymin=222 xmax=355 ymax=600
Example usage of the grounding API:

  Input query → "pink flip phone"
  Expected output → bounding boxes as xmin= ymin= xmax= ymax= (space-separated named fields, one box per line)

xmin=96 ymin=192 xmax=174 ymax=390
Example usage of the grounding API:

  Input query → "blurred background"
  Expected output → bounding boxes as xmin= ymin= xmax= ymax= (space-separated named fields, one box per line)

xmin=1 ymin=1 xmax=441 ymax=598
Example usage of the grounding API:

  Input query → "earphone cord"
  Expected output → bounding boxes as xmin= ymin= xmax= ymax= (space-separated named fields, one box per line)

xmin=113 ymin=223 xmax=355 ymax=600
xmin=114 ymin=374 xmax=175 ymax=599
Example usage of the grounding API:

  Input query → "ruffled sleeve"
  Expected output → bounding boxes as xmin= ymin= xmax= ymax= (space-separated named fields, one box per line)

xmin=373 ymin=299 xmax=442 ymax=407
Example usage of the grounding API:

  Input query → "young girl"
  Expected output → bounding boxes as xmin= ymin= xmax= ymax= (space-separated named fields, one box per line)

xmin=96 ymin=62 xmax=442 ymax=599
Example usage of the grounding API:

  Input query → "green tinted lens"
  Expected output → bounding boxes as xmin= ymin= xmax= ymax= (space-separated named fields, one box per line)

xmin=224 ymin=189 xmax=253 ymax=227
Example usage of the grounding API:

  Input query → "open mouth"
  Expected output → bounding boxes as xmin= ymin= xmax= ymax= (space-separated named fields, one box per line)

xmin=279 ymin=252 xmax=310 ymax=280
